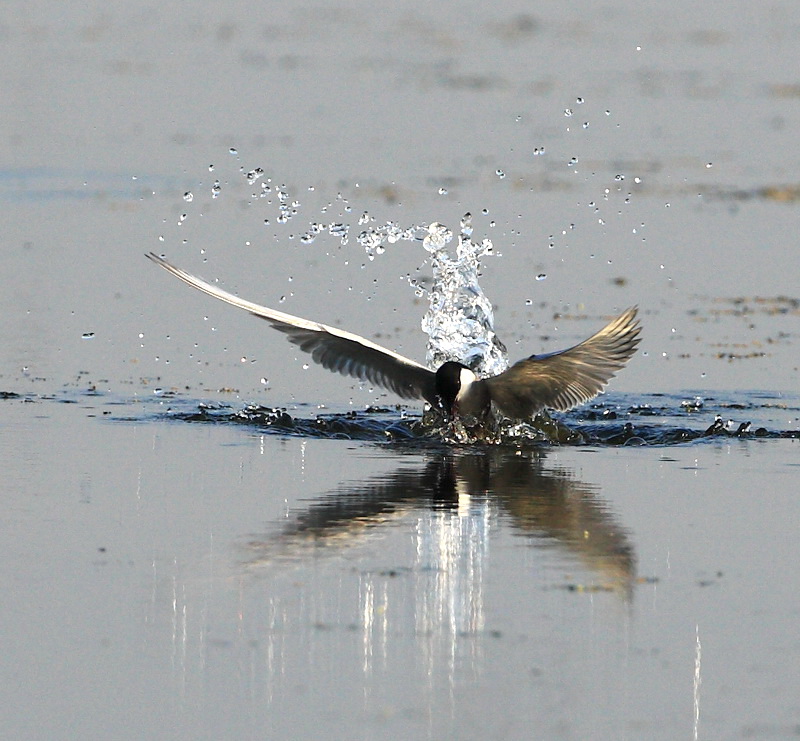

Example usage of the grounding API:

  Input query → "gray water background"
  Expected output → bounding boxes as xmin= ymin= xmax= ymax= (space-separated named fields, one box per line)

xmin=2 ymin=2 xmax=799 ymax=739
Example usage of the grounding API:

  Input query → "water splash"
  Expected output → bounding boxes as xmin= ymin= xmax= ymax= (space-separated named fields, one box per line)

xmin=125 ymin=391 xmax=800 ymax=447
xmin=356 ymin=221 xmax=418 ymax=260
xmin=353 ymin=213 xmax=508 ymax=378
xmin=420 ymin=215 xmax=508 ymax=376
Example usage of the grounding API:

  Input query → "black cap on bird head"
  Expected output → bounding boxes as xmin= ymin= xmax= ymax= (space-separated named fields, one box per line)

xmin=435 ymin=361 xmax=470 ymax=415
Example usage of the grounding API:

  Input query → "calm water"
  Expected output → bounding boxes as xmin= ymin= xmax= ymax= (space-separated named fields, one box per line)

xmin=3 ymin=0 xmax=800 ymax=739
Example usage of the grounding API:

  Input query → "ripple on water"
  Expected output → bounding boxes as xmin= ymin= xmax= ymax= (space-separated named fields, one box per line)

xmin=154 ymin=391 xmax=799 ymax=447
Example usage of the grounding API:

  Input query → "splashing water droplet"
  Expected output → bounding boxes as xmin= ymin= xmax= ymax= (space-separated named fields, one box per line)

xmin=460 ymin=212 xmax=473 ymax=237
xmin=183 ymin=191 xmax=193 ymax=202
xmin=245 ymin=168 xmax=264 ymax=184
xmin=420 ymin=218 xmax=508 ymax=376
xmin=328 ymin=222 xmax=349 ymax=245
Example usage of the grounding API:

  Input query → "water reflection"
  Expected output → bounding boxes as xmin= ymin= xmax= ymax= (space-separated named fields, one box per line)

xmin=239 ymin=450 xmax=635 ymax=687
xmin=244 ymin=450 xmax=635 ymax=593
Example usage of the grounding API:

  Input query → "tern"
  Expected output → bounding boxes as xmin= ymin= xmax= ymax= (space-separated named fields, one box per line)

xmin=146 ymin=253 xmax=641 ymax=421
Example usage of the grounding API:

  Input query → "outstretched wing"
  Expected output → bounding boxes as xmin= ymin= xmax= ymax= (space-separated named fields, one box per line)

xmin=146 ymin=253 xmax=438 ymax=404
xmin=485 ymin=307 xmax=641 ymax=418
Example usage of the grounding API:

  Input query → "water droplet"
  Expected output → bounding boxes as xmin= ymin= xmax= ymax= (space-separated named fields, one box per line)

xmin=245 ymin=168 xmax=264 ymax=184
xmin=568 ymin=157 xmax=578 ymax=166
xmin=705 ymin=162 xmax=713 ymax=168
xmin=535 ymin=274 xmax=546 ymax=281
xmin=525 ymin=299 xmax=532 ymax=305
xmin=229 ymin=147 xmax=238 ymax=156
xmin=564 ymin=108 xmax=573 ymax=117
xmin=82 ymin=332 xmax=95 ymax=339
xmin=582 ymin=122 xmax=589 ymax=129
xmin=260 ymin=377 xmax=269 ymax=385
xmin=495 ymin=169 xmax=506 ymax=179
xmin=183 ymin=191 xmax=193 ymax=202
xmin=302 ymin=363 xmax=309 ymax=370
xmin=533 ymin=146 xmax=545 ymax=156
xmin=438 ymin=187 xmax=448 ymax=195
xmin=576 ymin=97 xmax=584 ymax=104
xmin=208 ymin=164 xmax=215 ymax=172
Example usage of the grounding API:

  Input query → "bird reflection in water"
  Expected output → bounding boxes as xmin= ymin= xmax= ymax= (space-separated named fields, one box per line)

xmin=242 ymin=449 xmax=636 ymax=597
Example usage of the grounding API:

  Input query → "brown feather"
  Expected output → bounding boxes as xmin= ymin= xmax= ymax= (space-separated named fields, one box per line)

xmin=485 ymin=308 xmax=641 ymax=418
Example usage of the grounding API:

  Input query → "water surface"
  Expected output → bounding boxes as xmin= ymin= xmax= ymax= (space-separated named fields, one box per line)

xmin=3 ymin=0 xmax=800 ymax=738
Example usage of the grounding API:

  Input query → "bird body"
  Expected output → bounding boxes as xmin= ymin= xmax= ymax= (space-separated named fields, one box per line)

xmin=146 ymin=253 xmax=641 ymax=421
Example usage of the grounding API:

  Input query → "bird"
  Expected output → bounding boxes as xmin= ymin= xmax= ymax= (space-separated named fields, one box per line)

xmin=146 ymin=252 xmax=641 ymax=422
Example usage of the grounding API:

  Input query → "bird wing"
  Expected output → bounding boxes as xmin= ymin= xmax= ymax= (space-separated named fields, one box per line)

xmin=146 ymin=253 xmax=438 ymax=405
xmin=485 ymin=307 xmax=641 ymax=418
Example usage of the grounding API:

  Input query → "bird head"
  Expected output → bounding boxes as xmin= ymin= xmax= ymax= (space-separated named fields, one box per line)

xmin=435 ymin=361 xmax=477 ymax=417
